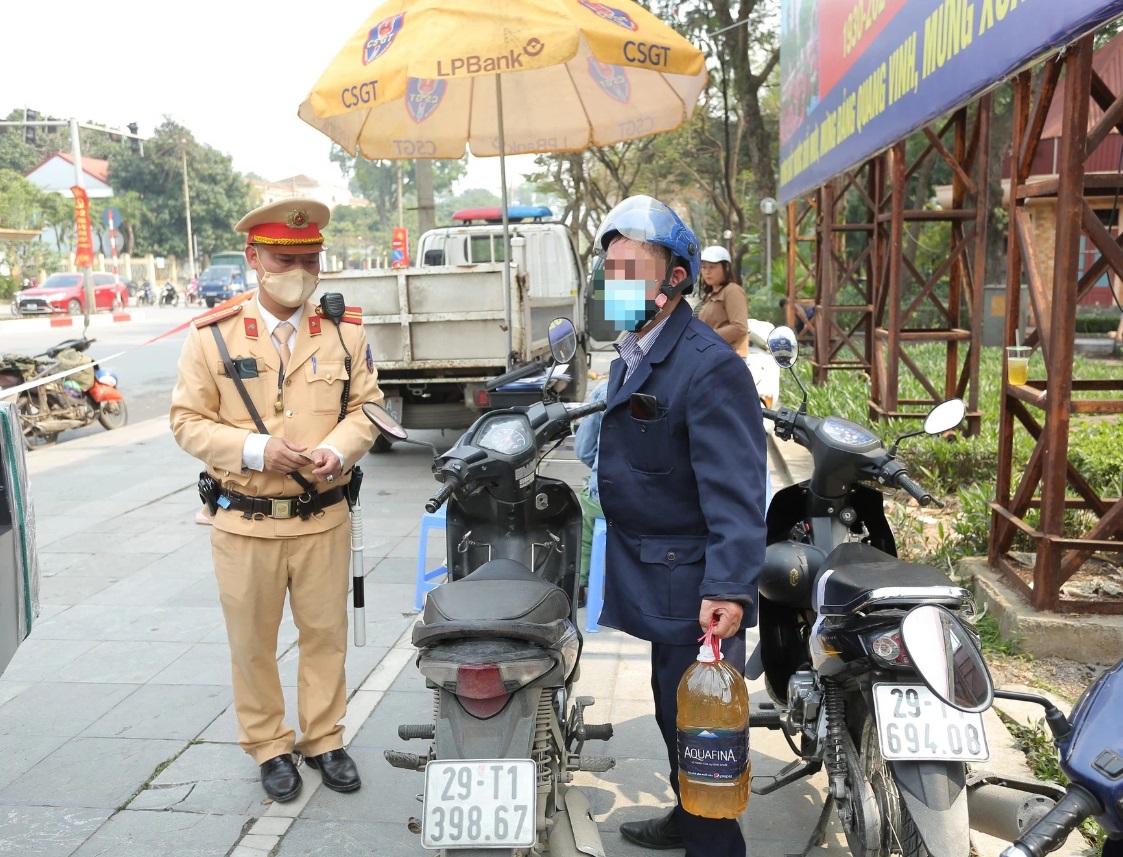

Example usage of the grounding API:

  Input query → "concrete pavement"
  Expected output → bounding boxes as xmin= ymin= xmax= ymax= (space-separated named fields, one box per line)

xmin=0 ymin=353 xmax=1068 ymax=857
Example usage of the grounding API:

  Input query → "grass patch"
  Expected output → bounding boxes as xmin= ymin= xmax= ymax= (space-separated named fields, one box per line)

xmin=116 ymin=745 xmax=189 ymax=811
xmin=975 ymin=610 xmax=1021 ymax=658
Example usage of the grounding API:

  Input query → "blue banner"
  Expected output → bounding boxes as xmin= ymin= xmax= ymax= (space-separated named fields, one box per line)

xmin=779 ymin=0 xmax=1123 ymax=203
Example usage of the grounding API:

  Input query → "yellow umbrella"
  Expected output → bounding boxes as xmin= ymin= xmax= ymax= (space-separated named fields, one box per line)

xmin=299 ymin=0 xmax=706 ymax=158
xmin=298 ymin=0 xmax=707 ymax=355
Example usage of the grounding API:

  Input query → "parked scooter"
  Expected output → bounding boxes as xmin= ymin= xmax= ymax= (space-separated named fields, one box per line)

xmin=363 ymin=318 xmax=614 ymax=857
xmin=746 ymin=317 xmax=781 ymax=428
xmin=0 ymin=337 xmax=127 ymax=447
xmin=747 ymin=325 xmax=995 ymax=857
xmin=988 ymin=656 xmax=1123 ymax=857
xmin=160 ymin=282 xmax=179 ymax=306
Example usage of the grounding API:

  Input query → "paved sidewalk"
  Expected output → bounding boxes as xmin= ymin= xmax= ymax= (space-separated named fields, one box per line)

xmin=0 ymin=353 xmax=1068 ymax=857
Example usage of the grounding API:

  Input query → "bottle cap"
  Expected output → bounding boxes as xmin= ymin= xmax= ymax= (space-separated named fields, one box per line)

xmin=696 ymin=642 xmax=724 ymax=663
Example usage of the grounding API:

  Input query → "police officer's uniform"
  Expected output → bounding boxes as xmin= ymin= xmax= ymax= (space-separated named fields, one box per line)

xmin=170 ymin=199 xmax=382 ymax=783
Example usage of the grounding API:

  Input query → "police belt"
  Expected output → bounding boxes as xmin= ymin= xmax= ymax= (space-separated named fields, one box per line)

xmin=220 ymin=485 xmax=347 ymax=520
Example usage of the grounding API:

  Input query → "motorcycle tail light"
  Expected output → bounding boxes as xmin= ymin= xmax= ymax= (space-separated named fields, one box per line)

xmin=474 ymin=389 xmax=490 ymax=408
xmin=868 ymin=631 xmax=911 ymax=667
xmin=457 ymin=664 xmax=510 ymax=718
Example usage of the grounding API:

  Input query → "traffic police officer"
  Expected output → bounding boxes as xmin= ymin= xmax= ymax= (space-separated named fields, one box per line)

xmin=170 ymin=198 xmax=383 ymax=802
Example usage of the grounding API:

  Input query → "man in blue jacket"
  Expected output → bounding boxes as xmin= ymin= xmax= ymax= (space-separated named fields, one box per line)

xmin=593 ymin=196 xmax=767 ymax=856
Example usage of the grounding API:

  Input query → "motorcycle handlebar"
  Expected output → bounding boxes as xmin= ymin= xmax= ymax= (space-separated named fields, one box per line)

xmin=761 ymin=407 xmax=779 ymax=422
xmin=565 ymin=400 xmax=607 ymax=421
xmin=425 ymin=482 xmax=456 ymax=514
xmin=1001 ymin=786 xmax=1100 ymax=857
xmin=897 ymin=473 xmax=944 ymax=508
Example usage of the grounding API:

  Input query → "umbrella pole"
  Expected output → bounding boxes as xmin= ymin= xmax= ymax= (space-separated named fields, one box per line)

xmin=496 ymin=75 xmax=513 ymax=368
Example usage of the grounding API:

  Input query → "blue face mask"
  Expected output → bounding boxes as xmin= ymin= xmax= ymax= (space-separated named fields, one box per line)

xmin=601 ymin=278 xmax=657 ymax=332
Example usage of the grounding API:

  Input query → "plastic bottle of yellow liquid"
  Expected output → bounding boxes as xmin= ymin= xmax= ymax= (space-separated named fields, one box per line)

xmin=676 ymin=637 xmax=750 ymax=818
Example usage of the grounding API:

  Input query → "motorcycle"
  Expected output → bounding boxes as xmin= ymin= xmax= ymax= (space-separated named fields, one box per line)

xmin=747 ymin=325 xmax=995 ymax=857
xmin=363 ymin=318 xmax=615 ymax=857
xmin=985 ymin=654 xmax=1123 ymax=857
xmin=0 ymin=337 xmax=128 ymax=447
xmin=160 ymin=283 xmax=179 ymax=307
xmin=186 ymin=280 xmax=200 ymax=306
xmin=137 ymin=282 xmax=155 ymax=306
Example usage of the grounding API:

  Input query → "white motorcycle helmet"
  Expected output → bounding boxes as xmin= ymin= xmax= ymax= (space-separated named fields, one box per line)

xmin=700 ymin=245 xmax=732 ymax=264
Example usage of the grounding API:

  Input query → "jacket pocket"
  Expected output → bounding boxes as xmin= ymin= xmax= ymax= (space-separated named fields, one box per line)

xmin=640 ymin=534 xmax=708 ymax=620
xmin=621 ymin=413 xmax=672 ymax=475
xmin=304 ymin=361 xmax=346 ymax=414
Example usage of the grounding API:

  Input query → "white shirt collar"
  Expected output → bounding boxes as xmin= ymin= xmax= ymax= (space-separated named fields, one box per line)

xmin=255 ymin=296 xmax=304 ymax=342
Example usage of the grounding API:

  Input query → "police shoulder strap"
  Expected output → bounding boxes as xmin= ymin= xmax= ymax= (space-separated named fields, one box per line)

xmin=208 ymin=325 xmax=319 ymax=500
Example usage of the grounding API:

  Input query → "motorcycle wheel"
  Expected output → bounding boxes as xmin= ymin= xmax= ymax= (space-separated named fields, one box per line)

xmin=98 ymin=399 xmax=129 ymax=430
xmin=858 ymin=713 xmax=929 ymax=857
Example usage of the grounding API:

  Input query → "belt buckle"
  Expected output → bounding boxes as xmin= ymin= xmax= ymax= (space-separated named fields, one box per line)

xmin=271 ymin=498 xmax=295 ymax=519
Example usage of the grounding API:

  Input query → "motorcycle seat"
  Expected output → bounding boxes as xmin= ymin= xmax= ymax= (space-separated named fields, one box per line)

xmin=814 ymin=542 xmax=967 ymax=616
xmin=414 ymin=559 xmax=573 ymax=649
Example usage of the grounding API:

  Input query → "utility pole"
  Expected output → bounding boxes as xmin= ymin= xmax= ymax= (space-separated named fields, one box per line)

xmin=69 ymin=117 xmax=96 ymax=332
xmin=181 ymin=139 xmax=196 ymax=281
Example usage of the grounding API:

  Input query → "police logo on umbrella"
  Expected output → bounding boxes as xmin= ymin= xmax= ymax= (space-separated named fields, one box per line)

xmin=406 ymin=78 xmax=447 ymax=123
xmin=579 ymin=0 xmax=638 ymax=31
xmin=363 ymin=13 xmax=405 ymax=65
xmin=588 ymin=58 xmax=630 ymax=103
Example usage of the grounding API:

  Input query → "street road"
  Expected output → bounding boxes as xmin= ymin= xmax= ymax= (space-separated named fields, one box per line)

xmin=1 ymin=307 xmax=196 ymax=439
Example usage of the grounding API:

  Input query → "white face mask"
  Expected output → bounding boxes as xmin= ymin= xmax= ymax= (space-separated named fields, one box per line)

xmin=259 ymin=267 xmax=318 ymax=308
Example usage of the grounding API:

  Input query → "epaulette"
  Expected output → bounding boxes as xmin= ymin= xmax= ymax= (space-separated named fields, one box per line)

xmin=316 ymin=305 xmax=363 ymax=325
xmin=192 ymin=304 xmax=244 ymax=329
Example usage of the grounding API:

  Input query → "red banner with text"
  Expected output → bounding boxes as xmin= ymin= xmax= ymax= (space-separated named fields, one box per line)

xmin=71 ymin=186 xmax=94 ymax=269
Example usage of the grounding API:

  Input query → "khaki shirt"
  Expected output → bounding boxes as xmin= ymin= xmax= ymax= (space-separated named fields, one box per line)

xmin=170 ymin=297 xmax=383 ymax=538
xmin=696 ymin=281 xmax=749 ymax=357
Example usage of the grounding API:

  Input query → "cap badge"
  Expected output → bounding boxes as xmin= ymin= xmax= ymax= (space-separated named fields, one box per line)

xmin=286 ymin=210 xmax=310 ymax=229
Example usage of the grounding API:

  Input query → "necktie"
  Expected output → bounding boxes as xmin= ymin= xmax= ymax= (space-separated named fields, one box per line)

xmin=273 ymin=322 xmax=293 ymax=374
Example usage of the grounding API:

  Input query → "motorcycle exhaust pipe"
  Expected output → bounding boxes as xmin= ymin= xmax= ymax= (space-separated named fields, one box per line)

xmin=968 ymin=778 xmax=1063 ymax=842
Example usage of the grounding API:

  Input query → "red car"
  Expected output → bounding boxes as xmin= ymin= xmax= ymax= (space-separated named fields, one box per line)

xmin=13 ymin=273 xmax=131 ymax=315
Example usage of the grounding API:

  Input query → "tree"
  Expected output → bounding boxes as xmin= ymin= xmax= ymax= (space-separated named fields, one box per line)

xmin=331 ymin=147 xmax=466 ymax=226
xmin=107 ymin=118 xmax=250 ymax=257
xmin=0 ymin=169 xmax=44 ymax=229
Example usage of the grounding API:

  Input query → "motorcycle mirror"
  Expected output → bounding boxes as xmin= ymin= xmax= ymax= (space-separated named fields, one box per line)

xmin=548 ymin=318 xmax=578 ymax=364
xmin=924 ymin=399 xmax=967 ymax=436
xmin=900 ymin=605 xmax=994 ymax=714
xmin=362 ymin=402 xmax=408 ymax=440
xmin=362 ymin=402 xmax=442 ymax=457
xmin=767 ymin=325 xmax=809 ymax=412
xmin=767 ymin=326 xmax=799 ymax=369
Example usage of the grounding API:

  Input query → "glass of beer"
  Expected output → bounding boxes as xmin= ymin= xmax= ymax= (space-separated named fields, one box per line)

xmin=1006 ymin=345 xmax=1030 ymax=386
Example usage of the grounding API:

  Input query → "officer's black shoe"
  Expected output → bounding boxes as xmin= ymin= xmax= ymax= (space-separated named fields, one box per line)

xmin=260 ymin=754 xmax=302 ymax=802
xmin=619 ymin=809 xmax=683 ymax=850
xmin=304 ymin=748 xmax=362 ymax=793
xmin=578 ymin=585 xmax=588 ymax=608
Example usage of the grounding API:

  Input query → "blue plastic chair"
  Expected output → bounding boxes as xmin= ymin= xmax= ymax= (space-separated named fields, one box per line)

xmin=415 ymin=506 xmax=448 ymax=611
xmin=585 ymin=517 xmax=607 ymax=632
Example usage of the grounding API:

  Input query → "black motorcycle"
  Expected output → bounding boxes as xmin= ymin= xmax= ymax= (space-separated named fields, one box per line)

xmin=747 ymin=325 xmax=995 ymax=857
xmin=159 ymin=283 xmax=179 ymax=306
xmin=137 ymin=282 xmax=155 ymax=306
xmin=363 ymin=318 xmax=614 ymax=857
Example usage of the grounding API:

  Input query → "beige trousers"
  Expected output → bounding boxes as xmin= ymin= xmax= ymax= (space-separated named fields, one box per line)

xmin=211 ymin=523 xmax=350 ymax=764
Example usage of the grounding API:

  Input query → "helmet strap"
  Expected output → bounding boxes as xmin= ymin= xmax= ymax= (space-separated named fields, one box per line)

xmin=657 ymin=257 xmax=691 ymax=306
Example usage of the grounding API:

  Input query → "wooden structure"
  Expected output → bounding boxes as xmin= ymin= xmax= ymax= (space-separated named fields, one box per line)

xmin=989 ymin=34 xmax=1123 ymax=613
xmin=784 ymin=29 xmax=1123 ymax=612
xmin=785 ymin=102 xmax=991 ymax=435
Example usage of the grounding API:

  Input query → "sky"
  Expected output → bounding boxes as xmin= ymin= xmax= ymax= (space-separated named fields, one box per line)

xmin=2 ymin=1 xmax=539 ymax=196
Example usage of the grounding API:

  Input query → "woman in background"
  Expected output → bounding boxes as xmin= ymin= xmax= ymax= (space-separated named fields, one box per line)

xmin=695 ymin=245 xmax=748 ymax=357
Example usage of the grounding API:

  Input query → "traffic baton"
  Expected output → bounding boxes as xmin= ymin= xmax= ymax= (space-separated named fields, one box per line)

xmin=350 ymin=495 xmax=366 ymax=647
